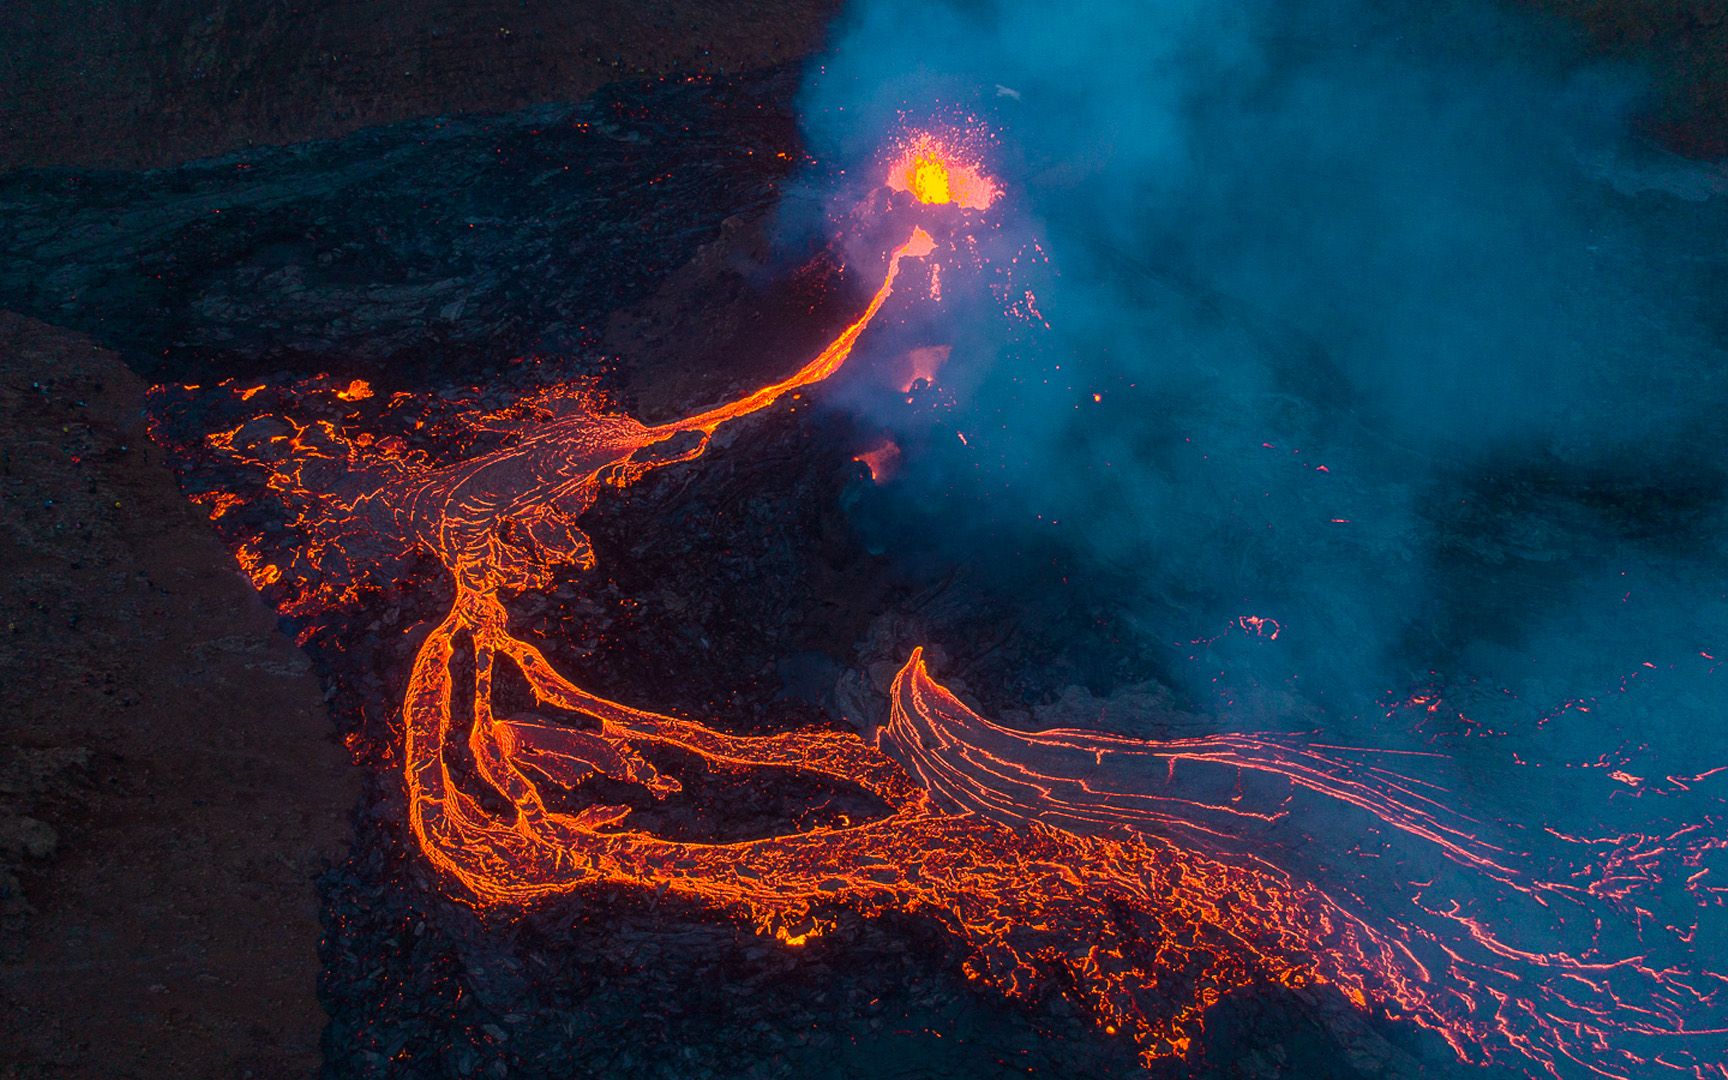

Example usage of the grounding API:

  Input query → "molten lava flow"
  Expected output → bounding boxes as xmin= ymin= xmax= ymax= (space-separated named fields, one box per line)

xmin=165 ymin=160 xmax=1727 ymax=1078
xmin=888 ymin=134 xmax=999 ymax=210
xmin=654 ymin=228 xmax=934 ymax=441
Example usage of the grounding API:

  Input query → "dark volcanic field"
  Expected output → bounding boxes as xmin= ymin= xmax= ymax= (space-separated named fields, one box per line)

xmin=0 ymin=63 xmax=1464 ymax=1080
xmin=1 ymin=4 xmax=1725 ymax=1079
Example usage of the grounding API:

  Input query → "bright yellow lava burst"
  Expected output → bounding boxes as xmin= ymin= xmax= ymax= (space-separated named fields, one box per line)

xmin=888 ymin=134 xmax=998 ymax=210
xmin=909 ymin=153 xmax=953 ymax=205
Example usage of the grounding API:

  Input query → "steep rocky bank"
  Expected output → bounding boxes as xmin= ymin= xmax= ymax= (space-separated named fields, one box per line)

xmin=0 ymin=313 xmax=356 ymax=1079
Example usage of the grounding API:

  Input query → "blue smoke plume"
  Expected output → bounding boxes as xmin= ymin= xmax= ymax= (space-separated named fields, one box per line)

xmin=791 ymin=0 xmax=1728 ymax=764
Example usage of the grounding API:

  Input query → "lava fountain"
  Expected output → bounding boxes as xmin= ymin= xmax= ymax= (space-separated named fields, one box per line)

xmin=156 ymin=134 xmax=1727 ymax=1077
xmin=888 ymin=132 xmax=999 ymax=210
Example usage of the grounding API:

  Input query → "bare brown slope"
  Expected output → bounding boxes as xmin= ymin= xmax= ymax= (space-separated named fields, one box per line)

xmin=0 ymin=312 xmax=356 ymax=1080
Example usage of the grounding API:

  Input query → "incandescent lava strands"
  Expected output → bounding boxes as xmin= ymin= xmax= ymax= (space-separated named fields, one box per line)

xmin=164 ymin=138 xmax=1726 ymax=1077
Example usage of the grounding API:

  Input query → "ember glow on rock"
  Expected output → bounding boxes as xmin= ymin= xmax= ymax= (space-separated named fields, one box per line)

xmin=334 ymin=378 xmax=374 ymax=402
xmin=853 ymin=438 xmax=902 ymax=483
xmin=163 ymin=147 xmax=1728 ymax=1078
xmin=899 ymin=343 xmax=950 ymax=392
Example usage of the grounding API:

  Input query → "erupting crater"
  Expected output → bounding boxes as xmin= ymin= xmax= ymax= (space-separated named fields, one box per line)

xmin=888 ymin=133 xmax=999 ymax=210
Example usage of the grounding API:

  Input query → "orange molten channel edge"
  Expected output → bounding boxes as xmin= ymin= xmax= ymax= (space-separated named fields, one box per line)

xmin=174 ymin=170 xmax=1726 ymax=1077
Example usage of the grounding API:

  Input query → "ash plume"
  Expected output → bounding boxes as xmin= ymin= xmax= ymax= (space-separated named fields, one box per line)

xmin=794 ymin=0 xmax=1728 ymax=745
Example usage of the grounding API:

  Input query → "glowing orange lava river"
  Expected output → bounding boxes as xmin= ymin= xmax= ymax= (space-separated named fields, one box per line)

xmin=161 ymin=143 xmax=1726 ymax=1077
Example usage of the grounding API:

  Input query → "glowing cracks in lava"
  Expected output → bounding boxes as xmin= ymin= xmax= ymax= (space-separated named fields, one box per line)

xmin=1237 ymin=615 xmax=1281 ymax=640
xmin=888 ymin=134 xmax=999 ymax=210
